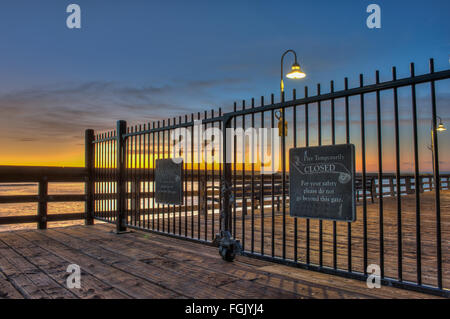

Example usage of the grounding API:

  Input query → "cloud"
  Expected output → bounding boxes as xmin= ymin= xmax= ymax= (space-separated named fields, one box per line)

xmin=0 ymin=78 xmax=244 ymax=143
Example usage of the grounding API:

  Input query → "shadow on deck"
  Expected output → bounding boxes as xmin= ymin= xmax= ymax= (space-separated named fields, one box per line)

xmin=0 ymin=224 xmax=439 ymax=299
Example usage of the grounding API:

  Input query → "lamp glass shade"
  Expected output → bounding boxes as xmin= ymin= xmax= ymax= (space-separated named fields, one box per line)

xmin=437 ymin=123 xmax=446 ymax=132
xmin=286 ymin=63 xmax=306 ymax=79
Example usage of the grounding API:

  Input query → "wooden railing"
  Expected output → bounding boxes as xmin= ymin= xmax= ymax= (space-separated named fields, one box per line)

xmin=0 ymin=166 xmax=89 ymax=228
xmin=1 ymin=164 xmax=449 ymax=229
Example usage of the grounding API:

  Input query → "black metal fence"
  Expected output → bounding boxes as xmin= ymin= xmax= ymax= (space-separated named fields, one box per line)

xmin=90 ymin=59 xmax=450 ymax=297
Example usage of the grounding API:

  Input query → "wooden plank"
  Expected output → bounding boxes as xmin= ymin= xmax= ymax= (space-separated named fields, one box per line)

xmin=58 ymin=227 xmax=273 ymax=296
xmin=5 ymin=232 xmax=131 ymax=299
xmin=0 ymin=195 xmax=85 ymax=204
xmin=74 ymin=225 xmax=393 ymax=299
xmin=0 ymin=235 xmax=76 ymax=299
xmin=0 ymin=166 xmax=87 ymax=183
xmin=0 ymin=215 xmax=38 ymax=225
xmin=0 ymin=267 xmax=24 ymax=299
xmin=44 ymin=228 xmax=244 ymax=299
xmin=19 ymin=230 xmax=182 ymax=299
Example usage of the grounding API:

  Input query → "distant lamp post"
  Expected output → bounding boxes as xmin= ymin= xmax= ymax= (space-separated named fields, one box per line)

xmin=430 ymin=116 xmax=446 ymax=189
xmin=436 ymin=120 xmax=447 ymax=132
xmin=277 ymin=49 xmax=306 ymax=136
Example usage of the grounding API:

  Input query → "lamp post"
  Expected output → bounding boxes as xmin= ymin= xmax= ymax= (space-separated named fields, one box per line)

xmin=280 ymin=49 xmax=306 ymax=94
xmin=276 ymin=49 xmax=306 ymax=135
xmin=430 ymin=116 xmax=446 ymax=189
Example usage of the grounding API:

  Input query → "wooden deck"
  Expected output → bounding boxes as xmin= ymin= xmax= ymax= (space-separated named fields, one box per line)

xmin=0 ymin=223 xmax=440 ymax=299
xmin=138 ymin=189 xmax=449 ymax=290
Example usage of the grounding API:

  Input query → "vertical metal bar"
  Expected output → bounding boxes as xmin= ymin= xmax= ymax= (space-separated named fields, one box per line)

xmin=222 ymin=114 xmax=233 ymax=236
xmin=179 ymin=116 xmax=183 ymax=236
xmin=94 ymin=135 xmax=98 ymax=219
xmin=260 ymin=96 xmax=265 ymax=257
xmin=204 ymin=111 xmax=208 ymax=241
xmin=174 ymin=117 xmax=178 ymax=235
xmin=139 ymin=125 xmax=142 ymax=228
xmin=345 ymin=78 xmax=352 ymax=272
xmin=157 ymin=121 xmax=161 ymax=231
xmin=114 ymin=130 xmax=117 ymax=223
xmin=241 ymin=100 xmax=246 ymax=251
xmin=410 ymin=63 xmax=421 ymax=285
xmin=107 ymin=132 xmax=113 ymax=221
xmin=251 ymin=98 xmax=255 ymax=254
xmin=375 ymin=70 xmax=385 ymax=279
xmin=147 ymin=124 xmax=151 ymax=229
xmin=392 ymin=67 xmax=402 ymax=281
xmin=233 ymin=103 xmax=237 ymax=237
xmin=167 ymin=119 xmax=171 ymax=233
xmin=304 ymin=86 xmax=310 ymax=264
xmin=281 ymin=91 xmax=286 ymax=260
xmin=317 ymin=83 xmax=323 ymax=267
xmin=85 ymin=129 xmax=95 ymax=226
xmin=191 ymin=113 xmax=194 ymax=238
xmin=185 ymin=115 xmax=189 ymax=237
xmin=218 ymin=108 xmax=223 ymax=234
xmin=116 ymin=120 xmax=127 ymax=232
xmin=152 ymin=122 xmax=156 ymax=230
xmin=99 ymin=133 xmax=103 ymax=220
xmin=163 ymin=121 xmax=167 ymax=232
xmin=134 ymin=126 xmax=138 ymax=226
xmin=130 ymin=127 xmax=134 ymax=226
xmin=271 ymin=94 xmax=275 ymax=258
xmin=108 ymin=131 xmax=112 ymax=222
xmin=102 ymin=133 xmax=105 ymax=220
xmin=293 ymin=89 xmax=298 ymax=262
xmin=360 ymin=74 xmax=368 ymax=275
xmin=197 ymin=112 xmax=201 ymax=240
xmin=330 ymin=81 xmax=337 ymax=269
xmin=211 ymin=110 xmax=215 ymax=240
xmin=104 ymin=133 xmax=107 ymax=221
xmin=430 ymin=59 xmax=442 ymax=289
xmin=125 ymin=129 xmax=130 ymax=225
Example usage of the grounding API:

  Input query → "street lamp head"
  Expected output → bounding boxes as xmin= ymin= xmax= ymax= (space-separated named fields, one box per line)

xmin=286 ymin=63 xmax=306 ymax=79
xmin=437 ymin=122 xmax=446 ymax=132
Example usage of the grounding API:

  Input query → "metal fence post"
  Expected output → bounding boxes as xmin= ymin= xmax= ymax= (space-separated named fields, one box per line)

xmin=85 ymin=129 xmax=95 ymax=225
xmin=116 ymin=120 xmax=128 ymax=233
xmin=216 ymin=115 xmax=241 ymax=261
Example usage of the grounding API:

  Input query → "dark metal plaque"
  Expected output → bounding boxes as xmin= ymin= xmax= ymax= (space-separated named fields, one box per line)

xmin=289 ymin=144 xmax=356 ymax=222
xmin=155 ymin=158 xmax=183 ymax=205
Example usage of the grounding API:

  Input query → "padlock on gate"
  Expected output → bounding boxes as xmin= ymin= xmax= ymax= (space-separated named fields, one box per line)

xmin=275 ymin=110 xmax=288 ymax=137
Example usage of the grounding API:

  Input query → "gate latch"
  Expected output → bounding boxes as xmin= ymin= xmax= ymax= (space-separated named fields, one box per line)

xmin=214 ymin=230 xmax=242 ymax=262
xmin=275 ymin=110 xmax=288 ymax=137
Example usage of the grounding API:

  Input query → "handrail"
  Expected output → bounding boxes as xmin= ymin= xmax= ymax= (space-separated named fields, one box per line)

xmin=0 ymin=165 xmax=89 ymax=228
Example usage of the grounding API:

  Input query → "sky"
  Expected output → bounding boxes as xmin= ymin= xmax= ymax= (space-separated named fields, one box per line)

xmin=0 ymin=0 xmax=449 ymax=169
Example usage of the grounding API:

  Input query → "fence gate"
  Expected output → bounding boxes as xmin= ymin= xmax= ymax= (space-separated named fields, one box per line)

xmin=91 ymin=59 xmax=450 ymax=297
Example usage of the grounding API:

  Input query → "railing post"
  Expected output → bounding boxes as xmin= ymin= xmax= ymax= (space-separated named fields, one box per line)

xmin=405 ymin=176 xmax=412 ymax=195
xmin=222 ymin=116 xmax=233 ymax=236
xmin=389 ymin=176 xmax=395 ymax=197
xmin=85 ymin=129 xmax=95 ymax=226
xmin=38 ymin=178 xmax=48 ymax=230
xmin=116 ymin=120 xmax=128 ymax=233
xmin=216 ymin=115 xmax=241 ymax=262
xmin=130 ymin=178 xmax=140 ymax=224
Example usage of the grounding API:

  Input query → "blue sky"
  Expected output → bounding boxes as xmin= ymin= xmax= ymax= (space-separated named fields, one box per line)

xmin=0 ymin=0 xmax=449 ymax=166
